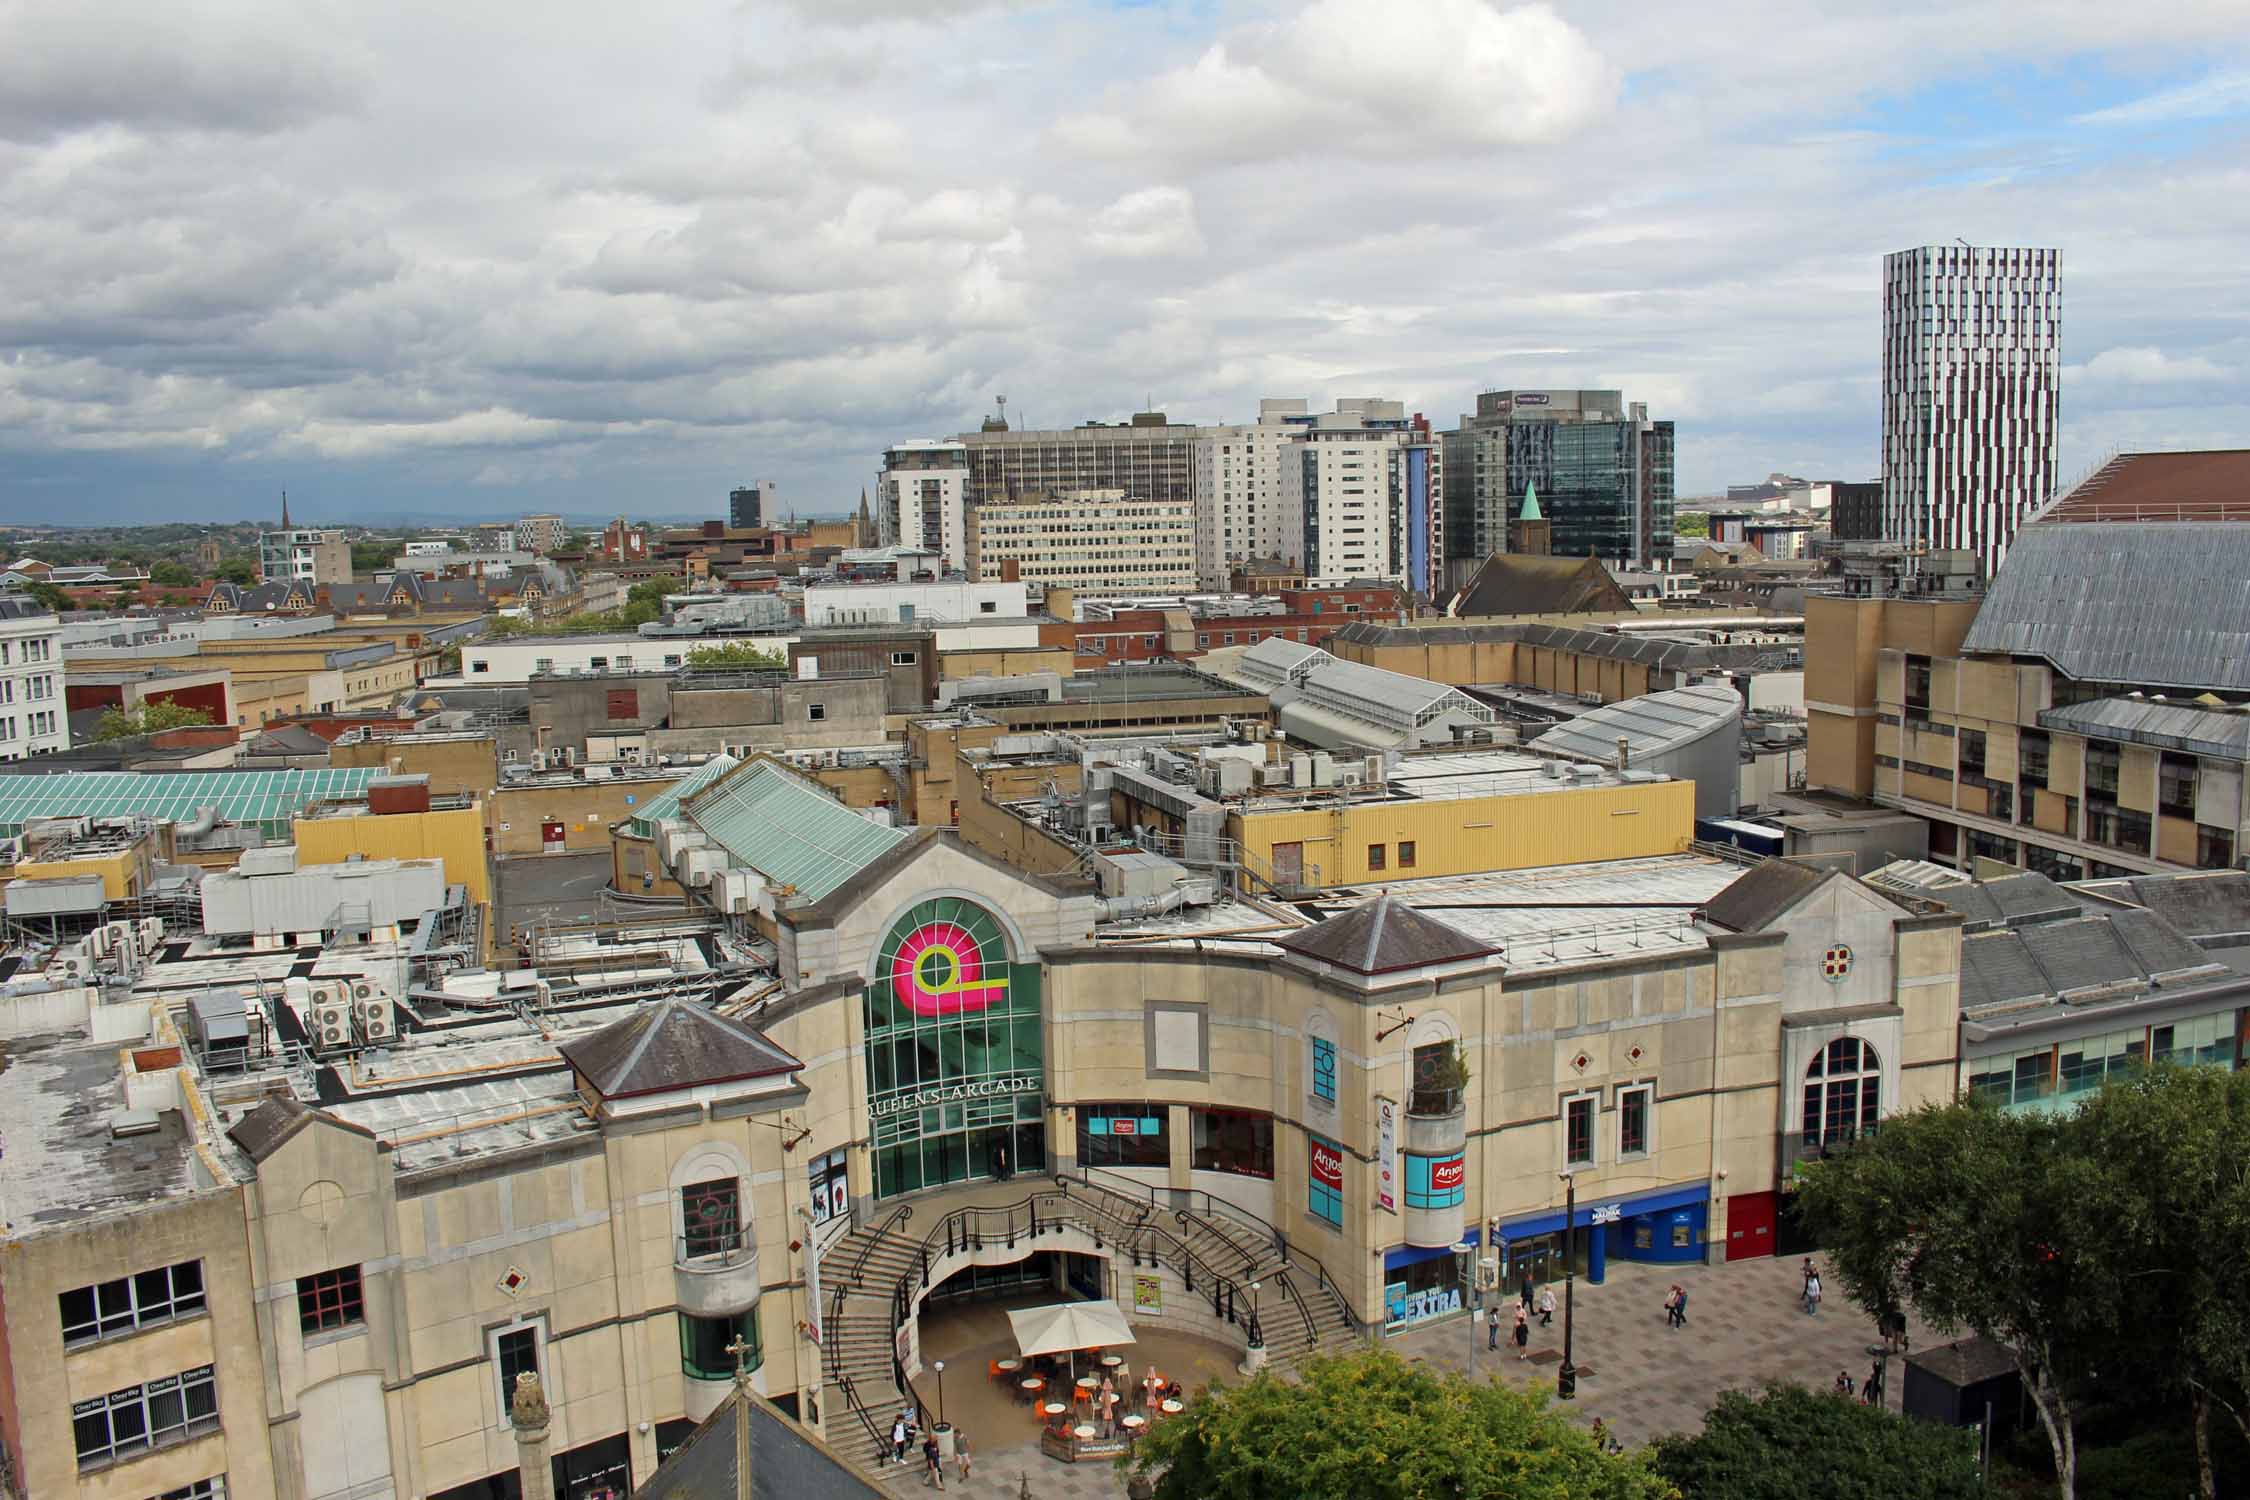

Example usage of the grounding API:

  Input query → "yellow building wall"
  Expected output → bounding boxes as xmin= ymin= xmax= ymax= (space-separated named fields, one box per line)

xmin=489 ymin=779 xmax=683 ymax=855
xmin=331 ymin=736 xmax=501 ymax=798
xmin=938 ymin=646 xmax=1076 ymax=680
xmin=292 ymin=805 xmax=491 ymax=910
xmin=9 ymin=846 xmax=145 ymax=901
xmin=1232 ymin=778 xmax=1693 ymax=888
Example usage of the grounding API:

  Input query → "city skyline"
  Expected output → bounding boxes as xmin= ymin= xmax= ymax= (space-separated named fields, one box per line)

xmin=3 ymin=1 xmax=2247 ymax=524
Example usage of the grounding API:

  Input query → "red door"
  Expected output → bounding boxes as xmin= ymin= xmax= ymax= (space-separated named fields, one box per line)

xmin=1724 ymin=1190 xmax=1776 ymax=1261
xmin=542 ymin=821 xmax=566 ymax=853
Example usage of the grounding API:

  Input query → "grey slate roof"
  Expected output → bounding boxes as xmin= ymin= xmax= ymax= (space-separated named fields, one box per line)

xmin=1703 ymin=857 xmax=1829 ymax=933
xmin=638 ymin=1382 xmax=884 ymax=1500
xmin=1330 ymin=620 xmax=1788 ymax=675
xmin=226 ymin=1096 xmax=376 ymax=1162
xmin=1958 ymin=910 xmax=2229 ymax=1015
xmin=1959 ymin=522 xmax=2250 ymax=692
xmin=1275 ymin=892 xmax=1498 ymax=975
xmin=558 ymin=999 xmax=800 ymax=1100
xmin=1449 ymin=554 xmax=1634 ymax=618
xmin=2068 ymin=870 xmax=2250 ymax=941
xmin=2037 ymin=697 xmax=2250 ymax=759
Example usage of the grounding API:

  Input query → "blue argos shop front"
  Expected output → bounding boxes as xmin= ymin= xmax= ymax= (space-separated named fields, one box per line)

xmin=1494 ymin=1182 xmax=1710 ymax=1286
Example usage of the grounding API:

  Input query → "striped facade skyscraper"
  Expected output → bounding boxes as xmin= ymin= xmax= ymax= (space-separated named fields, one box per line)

xmin=1880 ymin=244 xmax=2061 ymax=578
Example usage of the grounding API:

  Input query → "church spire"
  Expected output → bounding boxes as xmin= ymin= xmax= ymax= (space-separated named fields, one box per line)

xmin=1519 ymin=482 xmax=1542 ymax=522
xmin=280 ymin=490 xmax=292 ymax=530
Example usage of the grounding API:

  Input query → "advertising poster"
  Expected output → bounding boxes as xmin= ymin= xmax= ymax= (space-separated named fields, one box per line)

xmin=1133 ymin=1274 xmax=1163 ymax=1315
xmin=1376 ymin=1096 xmax=1398 ymax=1214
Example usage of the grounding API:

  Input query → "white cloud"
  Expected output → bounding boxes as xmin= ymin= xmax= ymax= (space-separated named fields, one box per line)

xmin=4 ymin=0 xmax=2250 ymax=519
xmin=1055 ymin=0 xmax=1616 ymax=163
xmin=2073 ymin=69 xmax=2250 ymax=128
xmin=2066 ymin=346 xmax=2230 ymax=385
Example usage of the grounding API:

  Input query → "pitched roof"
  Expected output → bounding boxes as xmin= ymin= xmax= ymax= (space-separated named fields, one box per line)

xmin=1275 ymin=892 xmax=1498 ymax=975
xmin=1529 ymin=680 xmax=1742 ymax=763
xmin=1960 ymin=522 xmax=2250 ymax=693
xmin=1449 ymin=553 xmax=1635 ymax=619
xmin=637 ymin=1382 xmax=884 ymax=1500
xmin=629 ymin=752 xmax=740 ymax=836
xmin=226 ymin=1096 xmax=376 ymax=1162
xmin=684 ymin=759 xmax=908 ymax=903
xmin=1703 ymin=857 xmax=1829 ymax=933
xmin=1519 ymin=482 xmax=1542 ymax=522
xmin=557 ymin=998 xmax=801 ymax=1100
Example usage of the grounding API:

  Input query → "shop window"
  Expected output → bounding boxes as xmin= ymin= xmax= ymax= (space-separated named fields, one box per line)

xmin=1308 ymin=1134 xmax=1344 ymax=1228
xmin=680 ymin=1177 xmax=744 ymax=1258
xmin=1403 ymin=1152 xmax=1464 ymax=1210
xmin=1192 ymin=1108 xmax=1274 ymax=1179
xmin=1564 ymin=1095 xmax=1595 ymax=1168
xmin=1618 ymin=1085 xmax=1651 ymax=1158
xmin=294 ymin=1265 xmax=365 ymax=1336
xmin=1310 ymin=1037 xmax=1337 ymax=1104
xmin=1079 ymin=1105 xmax=1167 ymax=1168
xmin=1801 ymin=1037 xmax=1881 ymax=1147
xmin=60 ymin=1260 xmax=205 ymax=1346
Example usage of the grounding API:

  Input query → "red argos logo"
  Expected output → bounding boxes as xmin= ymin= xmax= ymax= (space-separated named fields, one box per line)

xmin=1311 ymin=1143 xmax=1343 ymax=1187
xmin=1432 ymin=1156 xmax=1465 ymax=1192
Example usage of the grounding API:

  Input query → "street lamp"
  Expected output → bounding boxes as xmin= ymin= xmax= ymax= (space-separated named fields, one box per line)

xmin=1451 ymin=1242 xmax=1477 ymax=1368
xmin=1556 ymin=1172 xmax=1577 ymax=1401
xmin=933 ymin=1360 xmax=946 ymax=1427
xmin=1246 ymin=1280 xmax=1263 ymax=1348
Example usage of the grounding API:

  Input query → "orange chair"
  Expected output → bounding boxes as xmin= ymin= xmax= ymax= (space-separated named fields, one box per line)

xmin=987 ymin=1359 xmax=1004 ymax=1387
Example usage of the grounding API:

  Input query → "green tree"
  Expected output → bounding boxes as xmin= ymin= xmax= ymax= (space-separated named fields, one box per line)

xmin=16 ymin=580 xmax=74 ymax=612
xmin=1674 ymin=512 xmax=1710 ymax=538
xmin=216 ymin=556 xmax=257 ymax=586
xmin=1119 ymin=1347 xmax=1673 ymax=1500
xmin=93 ymin=701 xmax=215 ymax=741
xmin=2073 ymin=1067 xmax=2250 ymax=1499
xmin=150 ymin=560 xmax=194 ymax=587
xmin=1651 ymin=1382 xmax=1981 ymax=1500
xmin=1795 ymin=1100 xmax=2127 ymax=1500
xmin=683 ymin=642 xmax=785 ymax=670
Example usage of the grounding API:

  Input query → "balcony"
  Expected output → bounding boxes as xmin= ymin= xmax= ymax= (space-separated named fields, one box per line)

xmin=682 ymin=1367 xmax=733 ymax=1423
xmin=1404 ymin=1089 xmax=1466 ymax=1155
xmin=674 ymin=1232 xmax=761 ymax=1318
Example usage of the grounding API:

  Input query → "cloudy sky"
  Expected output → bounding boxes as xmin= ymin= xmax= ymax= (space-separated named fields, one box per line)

xmin=3 ymin=0 xmax=2247 ymax=525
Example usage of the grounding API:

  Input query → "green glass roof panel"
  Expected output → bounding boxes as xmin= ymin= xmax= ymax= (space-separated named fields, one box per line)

xmin=0 ymin=769 xmax=384 ymax=837
xmin=683 ymin=759 xmax=906 ymax=903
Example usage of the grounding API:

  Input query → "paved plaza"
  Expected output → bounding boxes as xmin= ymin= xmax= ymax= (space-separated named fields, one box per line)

xmin=878 ymin=1252 xmax=1935 ymax=1495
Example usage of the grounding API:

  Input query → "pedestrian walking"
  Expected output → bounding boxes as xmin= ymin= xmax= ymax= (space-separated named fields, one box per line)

xmin=1538 ymin=1286 xmax=1555 ymax=1327
xmin=1519 ymin=1273 xmax=1535 ymax=1310
xmin=1673 ymin=1285 xmax=1688 ymax=1327
xmin=1487 ymin=1304 xmax=1500 ymax=1350
xmin=1512 ymin=1303 xmax=1530 ymax=1357
xmin=954 ymin=1429 xmax=973 ymax=1482
xmin=1833 ymin=1370 xmax=1855 ymax=1397
xmin=1661 ymin=1285 xmax=1677 ymax=1327
xmin=1804 ymin=1270 xmax=1823 ymax=1317
xmin=921 ymin=1432 xmax=945 ymax=1489
xmin=890 ymin=1414 xmax=909 ymax=1465
xmin=1864 ymin=1360 xmax=1884 ymax=1405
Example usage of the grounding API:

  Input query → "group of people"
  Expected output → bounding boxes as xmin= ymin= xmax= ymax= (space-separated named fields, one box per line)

xmin=888 ymin=1405 xmax=973 ymax=1489
xmin=1834 ymin=1362 xmax=1886 ymax=1405
xmin=1488 ymin=1274 xmax=1557 ymax=1356
xmin=1660 ymin=1283 xmax=1688 ymax=1328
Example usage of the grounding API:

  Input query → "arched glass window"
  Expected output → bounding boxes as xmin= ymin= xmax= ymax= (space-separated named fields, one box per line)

xmin=1802 ymin=1036 xmax=1880 ymax=1146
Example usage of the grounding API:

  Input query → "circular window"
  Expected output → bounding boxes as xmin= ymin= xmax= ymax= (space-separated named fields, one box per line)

xmin=1822 ymin=944 xmax=1853 ymax=982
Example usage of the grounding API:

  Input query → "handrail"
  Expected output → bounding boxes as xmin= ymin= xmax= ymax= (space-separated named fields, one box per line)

xmin=848 ymin=1204 xmax=913 ymax=1284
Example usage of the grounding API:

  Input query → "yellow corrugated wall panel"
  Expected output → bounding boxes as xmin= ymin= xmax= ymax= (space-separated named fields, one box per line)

xmin=291 ymin=806 xmax=490 ymax=907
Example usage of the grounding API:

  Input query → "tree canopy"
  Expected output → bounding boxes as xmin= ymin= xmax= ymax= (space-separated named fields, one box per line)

xmin=215 ymin=557 xmax=257 ymax=586
xmin=14 ymin=580 xmax=73 ymax=612
xmin=1651 ymin=1383 xmax=1981 ymax=1500
xmin=149 ymin=560 xmax=195 ymax=587
xmin=1794 ymin=1066 xmax=2250 ymax=1500
xmin=683 ymin=641 xmax=785 ymax=670
xmin=1118 ymin=1347 xmax=1672 ymax=1500
xmin=93 ymin=701 xmax=215 ymax=741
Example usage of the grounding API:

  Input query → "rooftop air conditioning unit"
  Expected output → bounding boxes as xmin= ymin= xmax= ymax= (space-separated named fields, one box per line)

xmin=139 ymin=917 xmax=165 ymax=948
xmin=105 ymin=921 xmax=135 ymax=958
xmin=310 ymin=998 xmax=356 ymax=1054
xmin=561 ymin=747 xmax=577 ymax=767
xmin=354 ymin=996 xmax=396 ymax=1045
xmin=56 ymin=954 xmax=88 ymax=980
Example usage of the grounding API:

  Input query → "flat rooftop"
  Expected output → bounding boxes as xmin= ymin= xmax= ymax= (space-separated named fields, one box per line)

xmin=0 ymin=1027 xmax=213 ymax=1233
xmin=1093 ymin=853 xmax=1740 ymax=974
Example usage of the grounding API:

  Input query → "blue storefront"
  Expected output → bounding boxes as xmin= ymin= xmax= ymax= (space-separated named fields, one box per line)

xmin=1494 ymin=1182 xmax=1709 ymax=1286
xmin=1381 ymin=1233 xmax=1479 ymax=1333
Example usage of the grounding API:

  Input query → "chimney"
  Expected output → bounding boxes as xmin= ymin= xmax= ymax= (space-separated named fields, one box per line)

xmin=1616 ymin=736 xmax=1631 ymax=771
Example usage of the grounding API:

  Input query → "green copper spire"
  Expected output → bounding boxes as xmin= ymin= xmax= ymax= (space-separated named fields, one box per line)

xmin=1520 ymin=482 xmax=1542 ymax=522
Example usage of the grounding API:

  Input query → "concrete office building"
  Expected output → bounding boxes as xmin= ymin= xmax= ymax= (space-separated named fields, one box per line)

xmin=951 ymin=410 xmax=1198 ymax=515
xmin=1442 ymin=390 xmax=1675 ymax=577
xmin=515 ymin=513 xmax=568 ymax=555
xmin=875 ymin=443 xmax=971 ymax=570
xmin=728 ymin=486 xmax=770 ymax=530
xmin=1881 ymin=245 xmax=2061 ymax=576
xmin=257 ymin=529 xmax=351 ymax=588
xmin=965 ymin=488 xmax=1197 ymax=597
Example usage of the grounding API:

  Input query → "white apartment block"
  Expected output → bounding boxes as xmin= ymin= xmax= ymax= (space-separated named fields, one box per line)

xmin=0 ymin=597 xmax=68 ymax=760
xmin=967 ymin=488 xmax=1197 ymax=598
xmin=1193 ymin=400 xmax=1308 ymax=587
xmin=1194 ymin=399 xmax=1435 ymax=588
xmin=877 ymin=442 xmax=971 ymax=571
xmin=515 ymin=512 xmax=567 ymax=554
xmin=1881 ymin=244 xmax=2061 ymax=578
xmin=802 ymin=578 xmax=1028 ymax=626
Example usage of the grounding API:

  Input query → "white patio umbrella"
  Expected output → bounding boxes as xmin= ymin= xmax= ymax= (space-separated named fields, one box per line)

xmin=1007 ymin=1299 xmax=1136 ymax=1387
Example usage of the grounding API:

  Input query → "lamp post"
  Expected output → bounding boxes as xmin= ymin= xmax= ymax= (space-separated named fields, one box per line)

xmin=1451 ymin=1242 xmax=1477 ymax=1369
xmin=932 ymin=1360 xmax=946 ymax=1427
xmin=1246 ymin=1280 xmax=1262 ymax=1348
xmin=1557 ymin=1172 xmax=1577 ymax=1401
